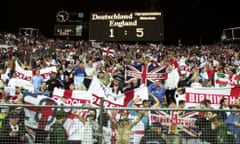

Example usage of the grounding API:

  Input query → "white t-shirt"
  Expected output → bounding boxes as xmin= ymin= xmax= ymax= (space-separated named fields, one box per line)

xmin=64 ymin=118 xmax=84 ymax=141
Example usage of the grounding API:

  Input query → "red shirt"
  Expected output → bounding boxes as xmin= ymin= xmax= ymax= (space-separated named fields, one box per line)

xmin=207 ymin=69 xmax=216 ymax=79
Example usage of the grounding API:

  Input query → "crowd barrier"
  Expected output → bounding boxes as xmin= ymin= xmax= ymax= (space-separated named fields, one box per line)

xmin=0 ymin=101 xmax=238 ymax=144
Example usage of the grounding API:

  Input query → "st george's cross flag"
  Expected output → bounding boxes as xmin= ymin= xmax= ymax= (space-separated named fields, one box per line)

xmin=125 ymin=64 xmax=167 ymax=86
xmin=102 ymin=47 xmax=115 ymax=57
xmin=15 ymin=60 xmax=33 ymax=90
xmin=23 ymin=91 xmax=82 ymax=131
xmin=88 ymin=76 xmax=148 ymax=107
xmin=23 ymin=92 xmax=62 ymax=131
xmin=15 ymin=60 xmax=57 ymax=91
xmin=52 ymin=88 xmax=91 ymax=136
xmin=52 ymin=87 xmax=91 ymax=106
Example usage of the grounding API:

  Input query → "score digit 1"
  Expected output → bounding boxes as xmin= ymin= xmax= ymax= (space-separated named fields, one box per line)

xmin=109 ymin=28 xmax=115 ymax=38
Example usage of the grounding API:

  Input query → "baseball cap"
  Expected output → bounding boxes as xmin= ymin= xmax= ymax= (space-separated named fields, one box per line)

xmin=55 ymin=110 xmax=66 ymax=119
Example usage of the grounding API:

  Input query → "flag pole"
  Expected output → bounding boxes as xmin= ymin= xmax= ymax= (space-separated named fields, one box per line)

xmin=98 ymin=97 xmax=104 ymax=144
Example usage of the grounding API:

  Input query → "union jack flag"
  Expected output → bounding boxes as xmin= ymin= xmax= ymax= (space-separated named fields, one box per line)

xmin=125 ymin=64 xmax=167 ymax=86
xmin=150 ymin=110 xmax=199 ymax=137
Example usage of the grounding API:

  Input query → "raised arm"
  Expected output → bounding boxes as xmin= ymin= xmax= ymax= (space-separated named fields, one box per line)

xmin=131 ymin=95 xmax=142 ymax=108
xmin=130 ymin=112 xmax=144 ymax=128
xmin=149 ymin=93 xmax=160 ymax=108
xmin=76 ymin=109 xmax=86 ymax=124
xmin=108 ymin=111 xmax=117 ymax=127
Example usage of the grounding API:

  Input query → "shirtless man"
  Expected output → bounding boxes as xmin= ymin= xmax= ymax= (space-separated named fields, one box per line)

xmin=108 ymin=111 xmax=144 ymax=144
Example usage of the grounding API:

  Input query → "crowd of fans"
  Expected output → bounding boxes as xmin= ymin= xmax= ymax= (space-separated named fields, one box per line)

xmin=0 ymin=31 xmax=240 ymax=143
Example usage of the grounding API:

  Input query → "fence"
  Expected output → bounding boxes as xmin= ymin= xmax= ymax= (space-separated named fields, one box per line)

xmin=0 ymin=101 xmax=239 ymax=144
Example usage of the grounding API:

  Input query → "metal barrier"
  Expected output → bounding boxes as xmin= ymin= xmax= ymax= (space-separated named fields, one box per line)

xmin=0 ymin=102 xmax=239 ymax=144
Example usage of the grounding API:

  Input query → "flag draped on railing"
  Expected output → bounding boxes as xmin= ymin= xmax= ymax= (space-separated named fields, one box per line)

xmin=150 ymin=110 xmax=199 ymax=137
xmin=23 ymin=92 xmax=60 ymax=131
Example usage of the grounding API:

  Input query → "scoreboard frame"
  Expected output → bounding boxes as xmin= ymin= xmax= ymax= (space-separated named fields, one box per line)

xmin=89 ymin=12 xmax=164 ymax=41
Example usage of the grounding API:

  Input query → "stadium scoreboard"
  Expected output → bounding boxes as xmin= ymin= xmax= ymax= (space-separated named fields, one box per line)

xmin=89 ymin=12 xmax=164 ymax=41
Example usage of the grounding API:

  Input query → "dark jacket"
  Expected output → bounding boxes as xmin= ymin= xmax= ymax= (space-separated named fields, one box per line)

xmin=46 ymin=78 xmax=63 ymax=93
xmin=219 ymin=106 xmax=231 ymax=121
xmin=0 ymin=121 xmax=25 ymax=144
xmin=140 ymin=129 xmax=166 ymax=144
xmin=195 ymin=117 xmax=216 ymax=144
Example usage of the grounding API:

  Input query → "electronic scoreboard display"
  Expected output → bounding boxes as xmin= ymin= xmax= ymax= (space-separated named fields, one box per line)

xmin=89 ymin=12 xmax=164 ymax=41
xmin=54 ymin=25 xmax=83 ymax=36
